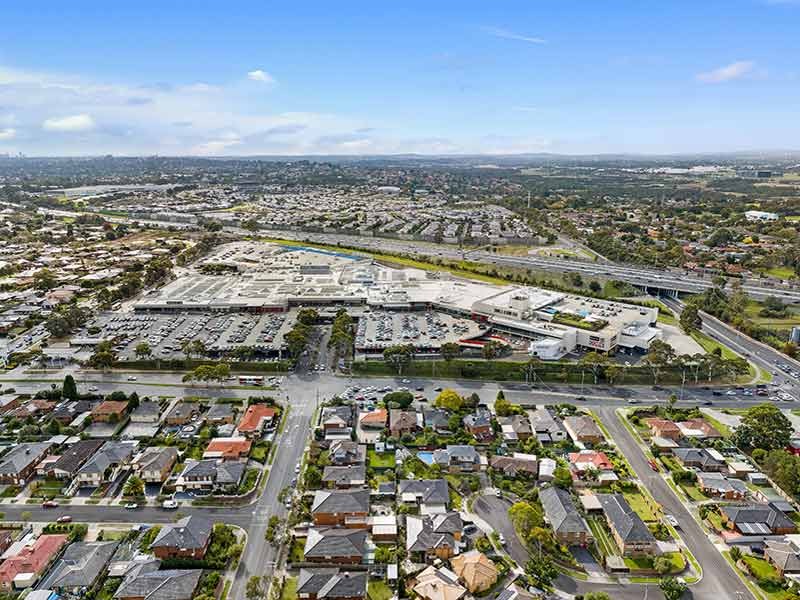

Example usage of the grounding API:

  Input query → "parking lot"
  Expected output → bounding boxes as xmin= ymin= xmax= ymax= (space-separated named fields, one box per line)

xmin=354 ymin=310 xmax=486 ymax=353
xmin=76 ymin=311 xmax=299 ymax=360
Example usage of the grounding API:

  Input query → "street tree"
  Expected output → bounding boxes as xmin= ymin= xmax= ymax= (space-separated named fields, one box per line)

xmin=439 ymin=342 xmax=460 ymax=362
xmin=134 ymin=342 xmax=152 ymax=360
xmin=679 ymin=303 xmax=702 ymax=333
xmin=382 ymin=344 xmax=414 ymax=375
xmin=733 ymin=403 xmax=793 ymax=451
xmin=659 ymin=576 xmax=687 ymax=600
xmin=62 ymin=374 xmax=78 ymax=401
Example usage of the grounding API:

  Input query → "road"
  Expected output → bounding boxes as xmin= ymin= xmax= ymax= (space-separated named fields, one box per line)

xmin=597 ymin=405 xmax=753 ymax=600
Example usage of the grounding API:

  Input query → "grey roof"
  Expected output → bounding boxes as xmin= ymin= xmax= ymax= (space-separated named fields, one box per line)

xmin=166 ymin=402 xmax=199 ymax=420
xmin=312 ymin=489 xmax=370 ymax=514
xmin=297 ymin=569 xmax=367 ymax=599
xmin=181 ymin=459 xmax=245 ymax=484
xmin=329 ymin=440 xmax=366 ymax=465
xmin=463 ymin=409 xmax=492 ymax=429
xmin=322 ymin=465 xmax=366 ymax=486
xmin=137 ymin=447 xmax=178 ymax=473
xmin=423 ymin=409 xmax=450 ymax=430
xmin=539 ymin=486 xmax=590 ymax=537
xmin=673 ymin=447 xmax=725 ymax=469
xmin=406 ymin=513 xmax=463 ymax=552
xmin=0 ymin=442 xmax=52 ymax=475
xmin=304 ymin=528 xmax=367 ymax=559
xmin=433 ymin=445 xmax=480 ymax=466
xmin=597 ymin=493 xmax=656 ymax=544
xmin=697 ymin=472 xmax=748 ymax=495
xmin=765 ymin=540 xmax=800 ymax=573
xmin=323 ymin=405 xmax=354 ymax=427
xmin=51 ymin=439 xmax=104 ymax=475
xmin=398 ymin=479 xmax=450 ymax=505
xmin=720 ymin=503 xmax=796 ymax=534
xmin=563 ymin=415 xmax=603 ymax=439
xmin=151 ymin=515 xmax=213 ymax=551
xmin=206 ymin=403 xmax=235 ymax=420
xmin=132 ymin=401 xmax=161 ymax=420
xmin=114 ymin=568 xmax=202 ymax=600
xmin=77 ymin=440 xmax=137 ymax=476
xmin=529 ymin=408 xmax=564 ymax=434
xmin=41 ymin=540 xmax=118 ymax=590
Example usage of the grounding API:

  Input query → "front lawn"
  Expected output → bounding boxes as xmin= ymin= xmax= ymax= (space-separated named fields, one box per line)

xmin=237 ymin=469 xmax=260 ymax=495
xmin=623 ymin=490 xmax=659 ymax=522
xmin=679 ymin=483 xmax=708 ymax=502
xmin=289 ymin=538 xmax=306 ymax=563
xmin=249 ymin=441 xmax=271 ymax=464
xmin=368 ymin=450 xmax=395 ymax=470
xmin=368 ymin=581 xmax=394 ymax=600
xmin=281 ymin=577 xmax=298 ymax=600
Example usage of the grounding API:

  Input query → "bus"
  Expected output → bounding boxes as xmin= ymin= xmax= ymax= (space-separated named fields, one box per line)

xmin=238 ymin=375 xmax=264 ymax=386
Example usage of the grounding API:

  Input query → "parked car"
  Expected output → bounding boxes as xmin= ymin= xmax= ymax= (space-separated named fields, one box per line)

xmin=42 ymin=500 xmax=59 ymax=508
xmin=162 ymin=499 xmax=179 ymax=509
xmin=124 ymin=503 xmax=139 ymax=510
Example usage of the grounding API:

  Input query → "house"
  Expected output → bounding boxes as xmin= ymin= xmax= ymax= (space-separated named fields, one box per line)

xmin=237 ymin=404 xmax=277 ymax=438
xmin=498 ymin=415 xmax=533 ymax=444
xmin=538 ymin=458 xmax=556 ymax=482
xmin=0 ymin=442 xmax=53 ymax=485
xmin=48 ymin=439 xmax=103 ymax=479
xmin=463 ymin=409 xmax=494 ymax=442
xmin=39 ymin=540 xmax=118 ymax=594
xmin=644 ymin=418 xmax=681 ymax=441
xmin=406 ymin=513 xmax=463 ymax=561
xmin=596 ymin=493 xmax=657 ymax=557
xmin=528 ymin=408 xmax=567 ymax=443
xmin=490 ymin=453 xmax=538 ymax=478
xmin=303 ymin=528 xmax=368 ymax=564
xmin=297 ymin=569 xmax=367 ymax=600
xmin=368 ymin=515 xmax=398 ymax=542
xmin=765 ymin=539 xmax=800 ymax=576
xmin=328 ymin=441 xmax=366 ymax=466
xmin=51 ymin=400 xmax=96 ymax=425
xmin=0 ymin=534 xmax=69 ymax=591
xmin=114 ymin=564 xmax=202 ymax=600
xmin=76 ymin=440 xmax=138 ymax=488
xmin=133 ymin=447 xmax=178 ymax=483
xmin=203 ymin=437 xmax=252 ymax=461
xmin=389 ymin=409 xmax=420 ymax=438
xmin=563 ymin=415 xmax=604 ymax=445
xmin=720 ymin=503 xmax=797 ymax=535
xmin=321 ymin=465 xmax=367 ymax=489
xmin=311 ymin=489 xmax=370 ymax=527
xmin=728 ymin=461 xmax=757 ymax=479
xmin=423 ymin=409 xmax=450 ymax=434
xmin=323 ymin=406 xmax=355 ymax=438
xmin=413 ymin=566 xmax=466 ymax=600
xmin=450 ymin=550 xmax=499 ymax=593
xmin=129 ymin=401 xmax=161 ymax=424
xmin=175 ymin=459 xmax=245 ymax=493
xmin=568 ymin=450 xmax=618 ymax=485
xmin=696 ymin=472 xmax=748 ymax=500
xmin=676 ymin=418 xmax=722 ymax=439
xmin=673 ymin=448 xmax=726 ymax=472
xmin=150 ymin=516 xmax=213 ymax=560
xmin=206 ymin=403 xmax=236 ymax=425
xmin=539 ymin=486 xmax=592 ymax=546
xmin=90 ymin=400 xmax=129 ymax=423
xmin=165 ymin=402 xmax=199 ymax=426
xmin=433 ymin=445 xmax=483 ymax=473
xmin=398 ymin=479 xmax=450 ymax=514
xmin=358 ymin=409 xmax=387 ymax=431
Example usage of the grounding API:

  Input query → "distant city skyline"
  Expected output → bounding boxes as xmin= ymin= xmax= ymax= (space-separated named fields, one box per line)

xmin=1 ymin=1 xmax=800 ymax=156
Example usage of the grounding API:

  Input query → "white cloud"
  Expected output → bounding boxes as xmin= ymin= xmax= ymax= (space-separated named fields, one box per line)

xmin=484 ymin=26 xmax=546 ymax=45
xmin=247 ymin=69 xmax=275 ymax=84
xmin=0 ymin=128 xmax=15 ymax=140
xmin=696 ymin=61 xmax=755 ymax=83
xmin=42 ymin=113 xmax=95 ymax=132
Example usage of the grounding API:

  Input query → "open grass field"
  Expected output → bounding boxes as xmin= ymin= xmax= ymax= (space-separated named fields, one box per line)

xmin=744 ymin=300 xmax=800 ymax=329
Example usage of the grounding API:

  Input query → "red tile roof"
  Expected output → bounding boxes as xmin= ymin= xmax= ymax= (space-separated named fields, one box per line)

xmin=0 ymin=534 xmax=69 ymax=584
xmin=237 ymin=405 xmax=277 ymax=432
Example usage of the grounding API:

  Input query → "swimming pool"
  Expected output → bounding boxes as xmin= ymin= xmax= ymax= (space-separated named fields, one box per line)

xmin=417 ymin=451 xmax=434 ymax=465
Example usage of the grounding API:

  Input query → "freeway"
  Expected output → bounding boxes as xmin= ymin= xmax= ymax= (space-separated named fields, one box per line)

xmin=598 ymin=405 xmax=753 ymax=600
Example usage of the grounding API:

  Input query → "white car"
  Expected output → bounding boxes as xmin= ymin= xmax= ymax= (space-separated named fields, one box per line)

xmin=162 ymin=499 xmax=178 ymax=509
xmin=88 ymin=386 xmax=99 ymax=392
xmin=127 ymin=375 xmax=137 ymax=381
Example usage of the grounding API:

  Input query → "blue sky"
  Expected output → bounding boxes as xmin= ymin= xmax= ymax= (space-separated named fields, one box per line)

xmin=1 ymin=0 xmax=799 ymax=156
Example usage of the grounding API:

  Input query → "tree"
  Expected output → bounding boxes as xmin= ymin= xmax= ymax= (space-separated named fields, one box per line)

xmin=729 ymin=546 xmax=742 ymax=562
xmin=440 ymin=342 xmax=460 ymax=362
xmin=525 ymin=554 xmax=557 ymax=588
xmin=509 ymin=502 xmax=544 ymax=534
xmin=589 ymin=280 xmax=602 ymax=294
xmin=382 ymin=344 xmax=414 ymax=375
xmin=584 ymin=594 xmax=612 ymax=600
xmin=642 ymin=339 xmax=677 ymax=384
xmin=246 ymin=576 xmax=265 ymax=600
xmin=579 ymin=352 xmax=608 ymax=384
xmin=34 ymin=268 xmax=57 ymax=291
xmin=62 ymin=374 xmax=78 ymax=401
xmin=383 ymin=390 xmax=414 ymax=409
xmin=191 ymin=339 xmax=207 ymax=357
xmin=679 ymin=303 xmax=702 ymax=333
xmin=89 ymin=341 xmax=116 ymax=371
xmin=435 ymin=389 xmax=463 ymax=412
xmin=482 ymin=340 xmax=505 ymax=360
xmin=123 ymin=475 xmax=145 ymax=498
xmin=181 ymin=340 xmax=194 ymax=360
xmin=494 ymin=396 xmax=512 ymax=416
xmin=659 ymin=576 xmax=687 ymax=600
xmin=553 ymin=465 xmax=572 ymax=489
xmin=134 ymin=342 xmax=152 ymax=360
xmin=653 ymin=555 xmax=673 ymax=575
xmin=605 ymin=363 xmax=623 ymax=385
xmin=297 ymin=308 xmax=319 ymax=326
xmin=733 ymin=403 xmax=792 ymax=450
xmin=304 ymin=466 xmax=322 ymax=489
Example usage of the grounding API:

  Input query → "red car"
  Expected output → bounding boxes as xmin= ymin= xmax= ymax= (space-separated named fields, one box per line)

xmin=648 ymin=460 xmax=660 ymax=472
xmin=41 ymin=500 xmax=59 ymax=508
xmin=56 ymin=516 xmax=72 ymax=524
